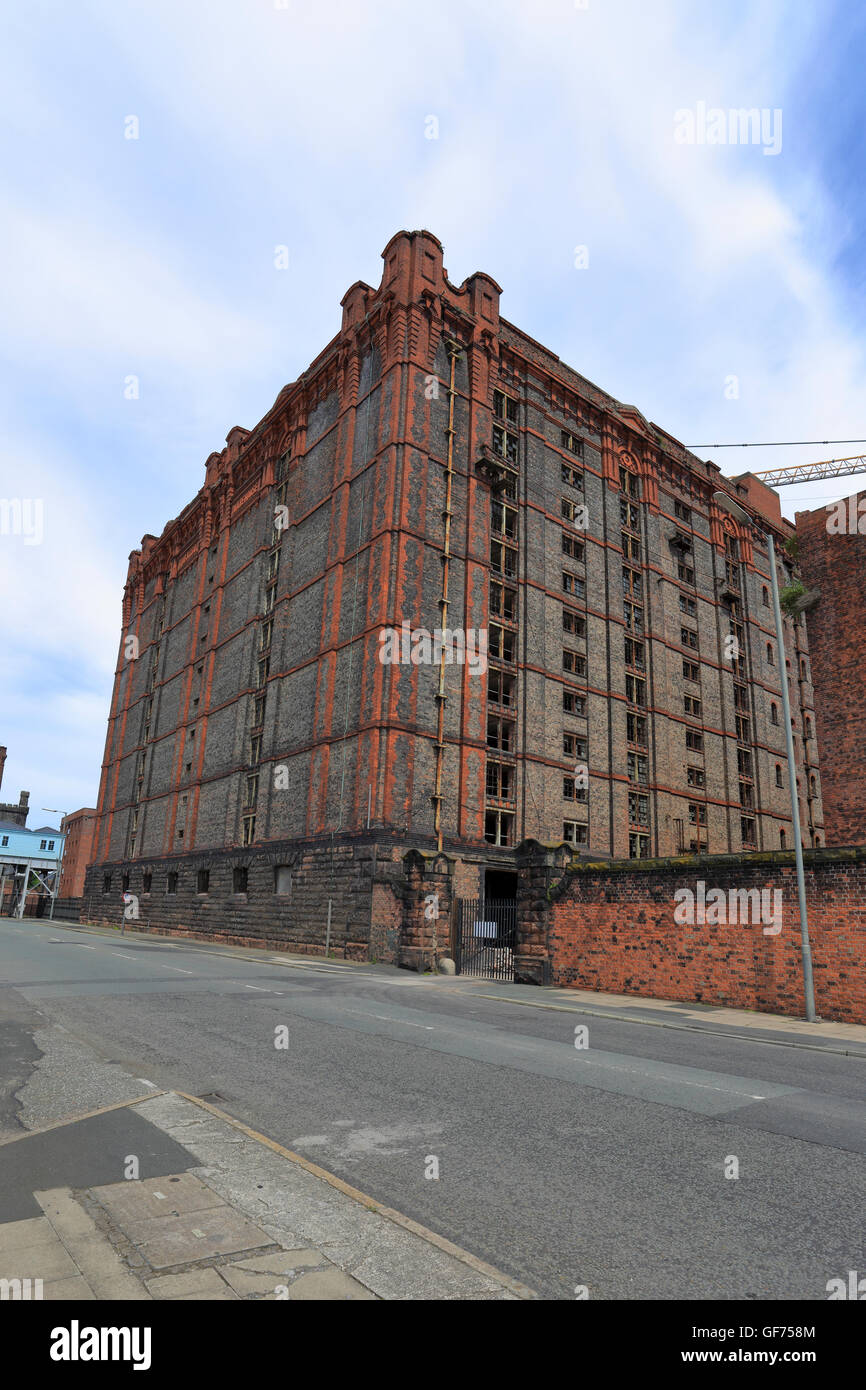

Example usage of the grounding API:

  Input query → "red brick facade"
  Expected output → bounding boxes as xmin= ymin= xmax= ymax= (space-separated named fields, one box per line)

xmin=796 ymin=494 xmax=866 ymax=845
xmin=58 ymin=808 xmax=97 ymax=899
xmin=82 ymin=230 xmax=823 ymax=962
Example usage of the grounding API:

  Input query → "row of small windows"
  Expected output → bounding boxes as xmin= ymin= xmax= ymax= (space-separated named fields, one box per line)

xmin=102 ymin=866 xmax=294 ymax=896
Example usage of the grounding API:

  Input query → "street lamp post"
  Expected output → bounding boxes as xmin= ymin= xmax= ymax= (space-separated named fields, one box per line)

xmin=713 ymin=493 xmax=817 ymax=1021
xmin=42 ymin=808 xmax=67 ymax=922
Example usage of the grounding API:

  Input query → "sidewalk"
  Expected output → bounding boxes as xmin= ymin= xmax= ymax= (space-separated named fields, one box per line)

xmin=0 ymin=1092 xmax=532 ymax=1301
xmin=451 ymin=979 xmax=866 ymax=1056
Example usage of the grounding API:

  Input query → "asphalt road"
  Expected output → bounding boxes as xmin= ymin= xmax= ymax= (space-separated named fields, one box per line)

xmin=1 ymin=918 xmax=864 ymax=1300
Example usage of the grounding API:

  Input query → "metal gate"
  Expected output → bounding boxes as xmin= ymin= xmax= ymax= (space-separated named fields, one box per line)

xmin=454 ymin=898 xmax=517 ymax=980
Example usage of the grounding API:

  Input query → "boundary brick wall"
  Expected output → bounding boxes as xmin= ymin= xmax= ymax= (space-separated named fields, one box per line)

xmin=517 ymin=842 xmax=866 ymax=1023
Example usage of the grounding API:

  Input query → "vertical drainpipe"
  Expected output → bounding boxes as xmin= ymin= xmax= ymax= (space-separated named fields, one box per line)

xmin=433 ymin=342 xmax=460 ymax=854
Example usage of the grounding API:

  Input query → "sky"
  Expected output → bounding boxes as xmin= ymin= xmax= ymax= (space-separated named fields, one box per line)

xmin=1 ymin=0 xmax=865 ymax=825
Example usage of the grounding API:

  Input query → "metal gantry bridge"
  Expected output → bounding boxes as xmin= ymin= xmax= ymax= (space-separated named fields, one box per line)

xmin=744 ymin=454 xmax=866 ymax=488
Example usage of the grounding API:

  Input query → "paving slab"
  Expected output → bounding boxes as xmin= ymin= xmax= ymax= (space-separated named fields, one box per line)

xmin=125 ymin=1206 xmax=274 ymax=1269
xmin=145 ymin=1268 xmax=238 ymax=1300
xmin=89 ymin=1172 xmax=227 ymax=1226
xmin=286 ymin=1268 xmax=378 ymax=1300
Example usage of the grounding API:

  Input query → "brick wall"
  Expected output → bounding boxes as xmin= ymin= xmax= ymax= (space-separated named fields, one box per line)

xmin=517 ymin=842 xmax=866 ymax=1023
xmin=796 ymin=496 xmax=866 ymax=844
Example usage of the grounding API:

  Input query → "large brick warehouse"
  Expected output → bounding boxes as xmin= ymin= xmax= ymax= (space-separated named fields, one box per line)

xmin=82 ymin=229 xmax=825 ymax=974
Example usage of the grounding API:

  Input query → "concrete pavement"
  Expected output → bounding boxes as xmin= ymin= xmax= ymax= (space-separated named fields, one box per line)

xmin=0 ymin=1090 xmax=529 ymax=1301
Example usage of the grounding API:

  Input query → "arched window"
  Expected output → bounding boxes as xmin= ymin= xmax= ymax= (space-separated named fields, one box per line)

xmin=767 ymin=643 xmax=774 ymax=664
xmin=770 ymin=703 xmax=779 ymax=725
xmin=775 ymin=764 xmax=783 ymax=787
xmin=780 ymin=830 xmax=786 ymax=849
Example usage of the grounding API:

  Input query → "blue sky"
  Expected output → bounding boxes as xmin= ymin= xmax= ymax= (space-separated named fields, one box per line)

xmin=1 ymin=0 xmax=865 ymax=823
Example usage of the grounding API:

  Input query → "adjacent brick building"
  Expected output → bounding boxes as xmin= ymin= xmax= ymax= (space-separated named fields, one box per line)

xmin=796 ymin=491 xmax=866 ymax=845
xmin=82 ymin=230 xmax=823 ymax=965
xmin=58 ymin=807 xmax=98 ymax=900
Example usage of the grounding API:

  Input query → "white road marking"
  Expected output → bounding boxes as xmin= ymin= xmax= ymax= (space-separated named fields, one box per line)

xmin=244 ymin=984 xmax=271 ymax=992
xmin=346 ymin=1009 xmax=434 ymax=1029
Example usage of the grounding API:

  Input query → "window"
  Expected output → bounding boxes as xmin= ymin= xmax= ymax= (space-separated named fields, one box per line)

xmin=563 ymin=777 xmax=587 ymax=802
xmin=40 ymin=839 xmax=47 ymax=850
xmin=562 ymin=534 xmax=584 ymax=561
xmin=490 ymin=540 xmax=518 ymax=578
xmin=493 ymin=389 xmax=518 ymax=424
xmin=737 ymin=748 xmax=753 ymax=778
xmin=628 ymin=751 xmax=648 ymax=783
xmin=242 ymin=815 xmax=256 ymax=847
xmin=0 ymin=836 xmax=7 ymax=847
xmin=249 ymin=734 xmax=262 ymax=766
xmin=257 ymin=656 xmax=270 ymax=688
xmin=625 ymin=674 xmax=646 ymax=706
xmin=674 ymin=499 xmax=691 ymax=522
xmin=624 ymin=602 xmax=643 ymax=634
xmin=259 ymin=619 xmax=273 ymax=651
xmin=775 ymin=764 xmax=783 ymax=787
xmin=619 ymin=466 xmax=640 ymax=498
xmin=102 ymin=873 xmax=111 ymax=895
xmin=685 ymin=729 xmax=704 ymax=752
xmin=562 ymin=498 xmax=584 ymax=525
xmin=167 ymin=872 xmax=178 ymax=895
xmin=687 ymin=766 xmax=705 ymax=788
xmin=620 ymin=500 xmax=640 ymax=531
xmin=622 ymin=567 xmax=643 ymax=599
xmin=688 ymin=803 xmax=707 ymax=827
xmin=492 ymin=425 xmax=518 ymax=463
xmin=253 ymin=694 xmax=265 ymax=727
xmin=736 ymin=715 xmax=751 ymax=743
xmin=486 ymin=762 xmax=514 ymax=799
xmin=740 ymin=781 xmax=754 ymax=809
xmin=489 ymin=625 xmax=516 ymax=662
xmin=801 ymin=659 xmax=808 ymax=680
xmin=805 ymin=716 xmax=812 ymax=738
xmin=488 ymin=669 xmax=516 ymax=707
xmin=734 ymin=684 xmax=749 ymax=712
xmin=492 ymin=502 xmax=518 ymax=539
xmin=680 ymin=627 xmax=698 ymax=650
xmin=810 ymin=774 xmax=817 ymax=796
xmin=741 ymin=817 xmax=756 ymax=847
xmin=563 ymin=649 xmax=587 ymax=676
xmin=197 ymin=869 xmax=210 ymax=894
xmin=274 ymin=865 xmax=292 ymax=895
xmin=487 ymin=717 xmax=515 ymax=752
xmin=484 ymin=809 xmax=514 ymax=846
xmin=683 ymin=695 xmax=702 ymax=717
xmin=562 ymin=572 xmax=585 ymax=599
xmin=770 ymin=702 xmax=779 ymax=725
xmin=563 ymin=733 xmax=588 ymax=759
xmin=563 ymin=821 xmax=588 ymax=845
xmin=562 ymin=608 xmax=586 ymax=637
xmin=244 ymin=773 xmax=259 ymax=808
xmin=679 ymin=594 xmax=696 ymax=617
xmin=563 ymin=690 xmax=586 ymax=716
xmin=233 ymin=866 xmax=248 ymax=894
xmin=780 ymin=829 xmax=786 ymax=849
xmin=561 ymin=429 xmax=583 ymax=456
xmin=683 ymin=660 xmax=699 ymax=682
xmin=627 ymin=713 xmax=648 ymax=745
xmin=622 ymin=532 xmax=641 ymax=561
xmin=629 ymin=832 xmax=650 ymax=858
xmin=629 ymin=792 xmax=649 ymax=825
xmin=562 ymin=463 xmax=583 ymax=489
xmin=625 ymin=638 xmax=645 ymax=670
xmin=490 ymin=582 xmax=517 ymax=620
xmin=767 ymin=643 xmax=774 ymax=664
xmin=677 ymin=563 xmax=695 ymax=585
xmin=762 ymin=586 xmax=769 ymax=605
